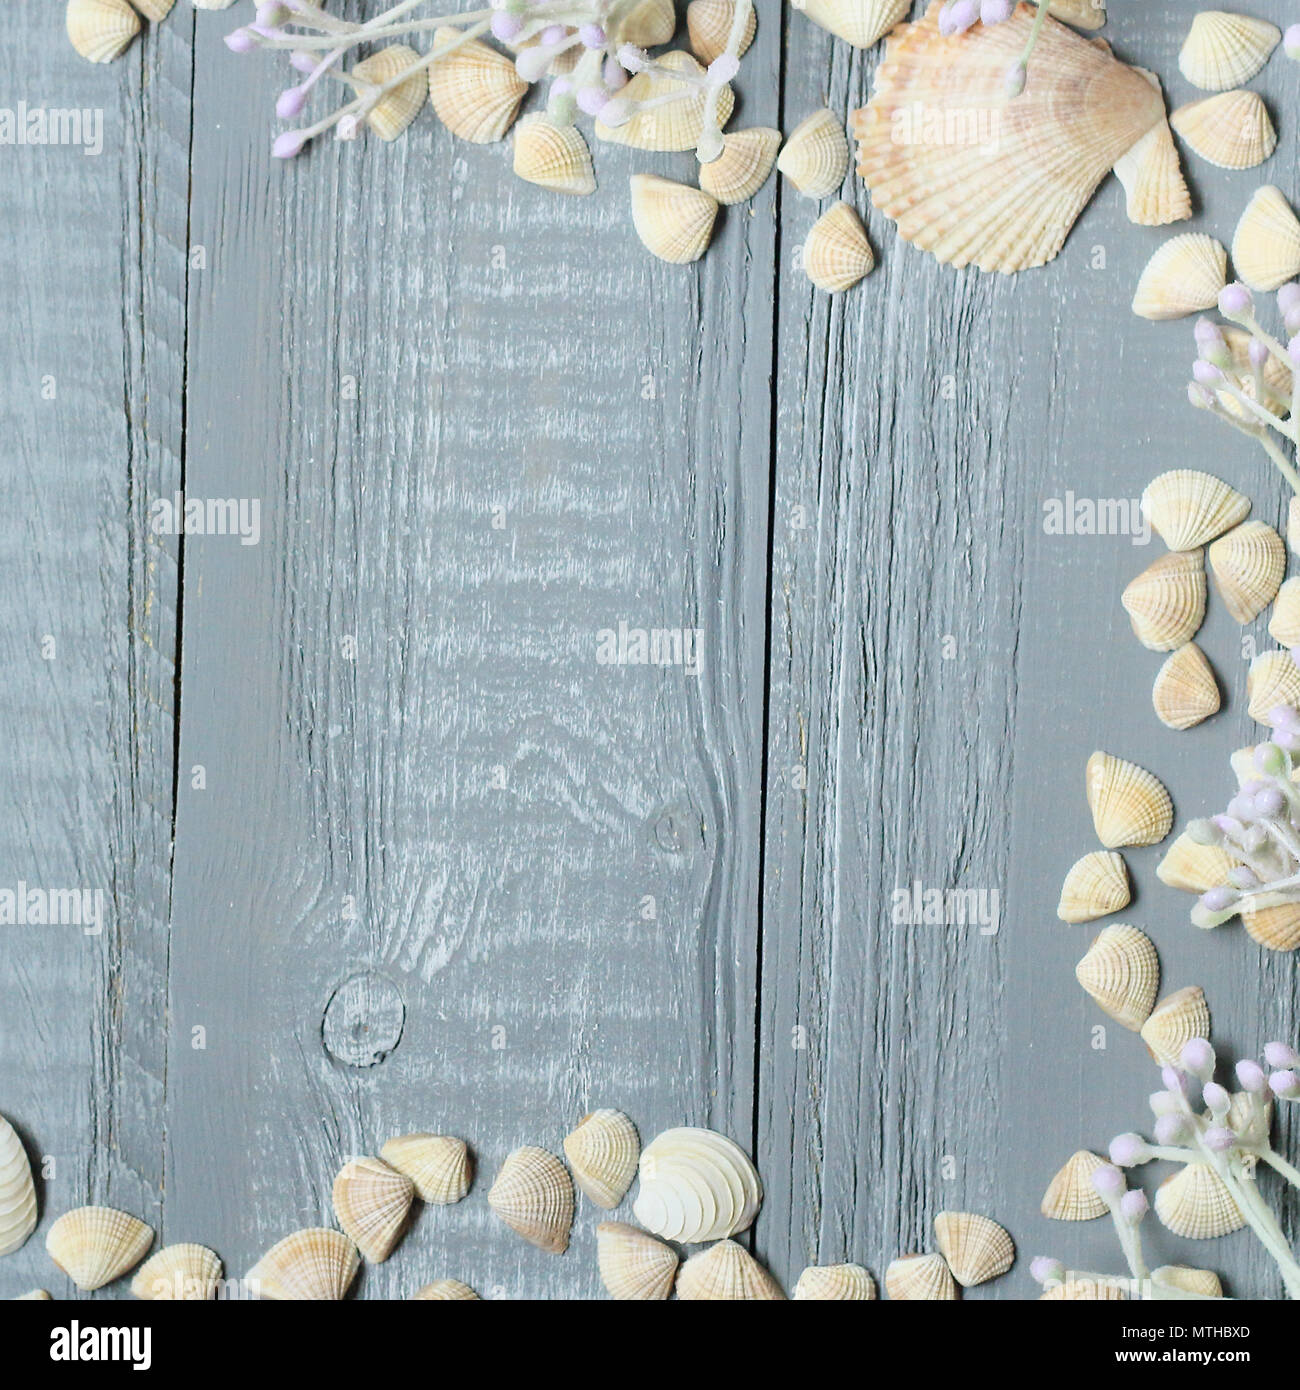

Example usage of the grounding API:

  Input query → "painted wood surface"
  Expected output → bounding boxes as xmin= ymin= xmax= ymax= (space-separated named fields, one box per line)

xmin=3 ymin=0 xmax=1300 ymax=1300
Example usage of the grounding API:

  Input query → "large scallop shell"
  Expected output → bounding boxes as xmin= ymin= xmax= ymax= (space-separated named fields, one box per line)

xmin=46 ymin=1207 xmax=153 ymax=1292
xmin=884 ymin=1252 xmax=957 ymax=1300
xmin=513 ymin=115 xmax=596 ymax=196
xmin=1057 ymin=850 xmax=1130 ymax=924
xmin=429 ymin=28 xmax=528 ymax=144
xmin=631 ymin=1126 xmax=763 ymax=1245
xmin=1112 ymin=93 xmax=1192 ymax=227
xmin=563 ymin=1109 xmax=639 ymax=1209
xmin=411 ymin=1279 xmax=479 ymax=1300
xmin=595 ymin=1221 xmax=679 ymax=1300
xmin=1210 ymin=520 xmax=1286 ymax=624
xmin=1140 ymin=986 xmax=1211 ymax=1067
xmin=1171 ymin=90 xmax=1276 ymax=171
xmin=1242 ymin=901 xmax=1300 ymax=951
xmin=1141 ymin=470 xmax=1250 ymax=551
xmin=1085 ymin=751 xmax=1174 ymax=849
xmin=0 ymin=1114 xmax=36 ymax=1256
xmin=488 ymin=1146 xmax=573 ymax=1254
xmin=1157 ymin=832 xmax=1238 ymax=894
xmin=351 ymin=45 xmax=429 ymax=142
xmin=66 ymin=0 xmax=140 ymax=63
xmin=1179 ymin=11 xmax=1280 ymax=91
xmin=1075 ymin=923 xmax=1160 ymax=1031
xmin=933 ymin=1212 xmax=1014 ymax=1288
xmin=1247 ymin=649 xmax=1300 ymax=724
xmin=1153 ymin=642 xmax=1220 ymax=730
xmin=1153 ymin=1265 xmax=1224 ymax=1297
xmin=777 ymin=109 xmax=849 ymax=199
xmin=380 ymin=1133 xmax=472 ymax=1205
xmin=700 ymin=128 xmax=782 ymax=205
xmin=1131 ymin=234 xmax=1228 ymax=320
xmin=596 ymin=51 xmax=734 ymax=152
xmin=1232 ymin=186 xmax=1300 ymax=293
xmin=798 ymin=0 xmax=910 ymax=47
xmin=130 ymin=1243 xmax=222 ymax=1301
xmin=687 ymin=0 xmax=758 ymax=64
xmin=630 ymin=174 xmax=720 ymax=264
xmin=246 ymin=1228 xmax=360 ymax=1301
xmin=332 ymin=1156 xmax=414 ymax=1263
xmin=676 ymin=1239 xmax=785 ymax=1300
xmin=617 ymin=0 xmax=677 ymax=46
xmin=1041 ymin=1150 xmax=1109 ymax=1221
xmin=793 ymin=1263 xmax=877 ymax=1299
xmin=1269 ymin=578 xmax=1300 ymax=646
xmin=1155 ymin=1163 xmax=1244 ymax=1238
xmin=802 ymin=201 xmax=875 ymax=292
xmin=853 ymin=2 xmax=1166 ymax=273
xmin=1120 ymin=550 xmax=1206 ymax=650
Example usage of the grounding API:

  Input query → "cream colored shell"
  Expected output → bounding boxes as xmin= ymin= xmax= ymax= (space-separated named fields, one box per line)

xmin=676 ymin=1239 xmax=785 ymax=1299
xmin=429 ymin=28 xmax=528 ymax=144
xmin=1155 ymin=1163 xmax=1244 ymax=1238
xmin=884 ymin=1251 xmax=956 ymax=1300
xmin=563 ymin=1109 xmax=640 ymax=1209
xmin=687 ymin=0 xmax=758 ymax=64
xmin=617 ymin=0 xmax=677 ymax=46
xmin=380 ymin=1133 xmax=473 ymax=1205
xmin=1113 ymin=106 xmax=1192 ymax=227
xmin=699 ymin=128 xmax=782 ymax=205
xmin=132 ymin=0 xmax=176 ymax=19
xmin=1179 ymin=11 xmax=1280 ymax=91
xmin=67 ymin=0 xmax=140 ymax=63
xmin=803 ymin=202 xmax=875 ymax=292
xmin=46 ymin=1206 xmax=153 ymax=1292
xmin=631 ymin=1126 xmax=762 ymax=1244
xmin=1121 ymin=549 xmax=1206 ymax=650
xmin=130 ymin=1243 xmax=222 ymax=1300
xmin=513 ymin=115 xmax=596 ymax=196
xmin=1153 ymin=642 xmax=1220 ymax=730
xmin=1211 ymin=520 xmax=1285 ymax=624
xmin=595 ymin=1221 xmax=679 ymax=1300
xmin=793 ymin=1262 xmax=877 ymax=1299
xmin=1153 ymin=1265 xmax=1223 ymax=1297
xmin=1075 ymin=923 xmax=1160 ymax=1031
xmin=1132 ymin=233 xmax=1228 ymax=320
xmin=332 ymin=1156 xmax=414 ymax=1263
xmin=1243 ymin=900 xmax=1300 ymax=950
xmin=487 ymin=1146 xmax=574 ymax=1254
xmin=777 ymin=109 xmax=850 ymax=199
xmin=933 ymin=1211 xmax=1014 ymax=1287
xmin=1141 ymin=469 xmax=1250 ymax=550
xmin=797 ymin=0 xmax=910 ymax=48
xmin=1048 ymin=0 xmax=1107 ymax=30
xmin=1247 ymin=649 xmax=1300 ymax=724
xmin=1041 ymin=1150 xmax=1109 ymax=1220
xmin=351 ymin=46 xmax=428 ymax=142
xmin=1269 ymin=578 xmax=1300 ymax=646
xmin=1171 ymin=90 xmax=1276 ymax=170
xmin=1232 ymin=185 xmax=1300 ymax=293
xmin=1057 ymin=850 xmax=1130 ymax=924
xmin=596 ymin=52 xmax=735 ymax=152
xmin=630 ymin=174 xmax=720 ymax=264
xmin=411 ymin=1279 xmax=479 ymax=1300
xmin=1157 ymin=832 xmax=1238 ymax=894
xmin=1140 ymin=985 xmax=1211 ymax=1067
xmin=0 ymin=1113 xmax=36 ymax=1256
xmin=1085 ymin=751 xmax=1174 ymax=849
xmin=246 ymin=1228 xmax=360 ymax=1301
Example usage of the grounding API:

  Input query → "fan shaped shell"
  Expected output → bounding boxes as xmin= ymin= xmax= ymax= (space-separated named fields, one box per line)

xmin=411 ymin=1279 xmax=479 ymax=1300
xmin=631 ymin=1126 xmax=763 ymax=1244
xmin=777 ymin=109 xmax=850 ymax=199
xmin=563 ymin=1109 xmax=640 ymax=1209
xmin=1157 ymin=832 xmax=1239 ymax=894
xmin=700 ymin=127 xmax=782 ymax=205
xmin=1242 ymin=900 xmax=1300 ymax=951
xmin=595 ymin=1221 xmax=679 ymax=1300
xmin=884 ymin=1252 xmax=956 ymax=1300
xmin=1075 ymin=923 xmax=1160 ymax=1031
xmin=352 ymin=45 xmax=428 ymax=142
xmin=1269 ymin=578 xmax=1300 ymax=646
xmin=687 ymin=0 xmax=758 ymax=64
xmin=380 ymin=1133 xmax=472 ymax=1205
xmin=488 ymin=1146 xmax=573 ymax=1254
xmin=1155 ymin=1163 xmax=1244 ymax=1238
xmin=596 ymin=52 xmax=734 ymax=152
xmin=46 ymin=1207 xmax=153 ymax=1292
xmin=1179 ymin=11 xmax=1280 ymax=91
xmin=1140 ymin=986 xmax=1211 ymax=1067
xmin=513 ymin=115 xmax=596 ymax=196
xmin=1057 ymin=850 xmax=1131 ymax=923
xmin=1153 ymin=642 xmax=1220 ymax=730
xmin=66 ymin=0 xmax=140 ymax=63
xmin=799 ymin=0 xmax=910 ymax=47
xmin=332 ymin=1156 xmax=414 ymax=1263
xmin=853 ymin=2 xmax=1166 ymax=273
xmin=1132 ymin=233 xmax=1228 ymax=320
xmin=246 ymin=1228 xmax=360 ymax=1301
xmin=803 ymin=201 xmax=875 ymax=292
xmin=0 ymin=1114 xmax=36 ymax=1256
xmin=676 ymin=1239 xmax=785 ymax=1300
xmin=1113 ymin=100 xmax=1192 ymax=227
xmin=630 ymin=174 xmax=720 ymax=264
xmin=130 ymin=1243 xmax=222 ymax=1300
xmin=617 ymin=0 xmax=677 ymax=46
xmin=1085 ymin=751 xmax=1174 ymax=848
xmin=793 ymin=1263 xmax=877 ymax=1299
xmin=1153 ymin=1265 xmax=1223 ymax=1297
xmin=1121 ymin=549 xmax=1206 ymax=650
xmin=1211 ymin=520 xmax=1285 ymax=624
xmin=1041 ymin=1150 xmax=1109 ymax=1220
xmin=1247 ymin=649 xmax=1300 ymax=724
xmin=933 ymin=1211 xmax=1014 ymax=1287
xmin=1232 ymin=185 xmax=1300 ymax=293
xmin=1171 ymin=90 xmax=1276 ymax=171
xmin=1142 ymin=469 xmax=1250 ymax=550
xmin=429 ymin=28 xmax=527 ymax=143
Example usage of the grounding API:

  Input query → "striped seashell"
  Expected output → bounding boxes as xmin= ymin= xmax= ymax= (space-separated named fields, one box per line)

xmin=596 ymin=52 xmax=734 ymax=152
xmin=617 ymin=0 xmax=676 ymax=46
xmin=1140 ymin=986 xmax=1211 ymax=1067
xmin=802 ymin=201 xmax=875 ymax=292
xmin=777 ymin=109 xmax=850 ymax=199
xmin=1247 ymin=649 xmax=1300 ymax=724
xmin=380 ymin=1133 xmax=472 ymax=1205
xmin=1057 ymin=850 xmax=1131 ymax=924
xmin=1041 ymin=1150 xmax=1109 ymax=1221
xmin=130 ymin=1244 xmax=222 ymax=1300
xmin=1152 ymin=1265 xmax=1223 ymax=1297
xmin=428 ymin=28 xmax=527 ymax=143
xmin=564 ymin=1109 xmax=640 ymax=1209
xmin=798 ymin=0 xmax=910 ymax=48
xmin=1121 ymin=550 xmax=1206 ymax=651
xmin=1153 ymin=642 xmax=1220 ymax=730
xmin=1242 ymin=901 xmax=1300 ymax=951
xmin=332 ymin=1156 xmax=414 ymax=1263
xmin=630 ymin=174 xmax=720 ymax=264
xmin=699 ymin=128 xmax=782 ymax=205
xmin=1075 ymin=923 xmax=1160 ymax=1031
xmin=1155 ymin=1163 xmax=1244 ymax=1239
xmin=132 ymin=0 xmax=175 ymax=19
xmin=1269 ymin=578 xmax=1300 ymax=646
xmin=1171 ymin=90 xmax=1276 ymax=170
xmin=488 ymin=1146 xmax=573 ymax=1254
xmin=1157 ymin=833 xmax=1238 ymax=895
xmin=687 ymin=0 xmax=758 ymax=64
xmin=884 ymin=1251 xmax=957 ymax=1300
xmin=1141 ymin=469 xmax=1250 ymax=551
xmin=1218 ymin=326 xmax=1294 ymax=419
xmin=1085 ymin=751 xmax=1174 ymax=849
xmin=351 ymin=45 xmax=428 ymax=141
xmin=676 ymin=1239 xmax=785 ymax=1300
xmin=246 ymin=1228 xmax=360 ymax=1301
xmin=933 ymin=1211 xmax=1014 ymax=1287
xmin=1132 ymin=234 xmax=1228 ymax=320
xmin=595 ymin=1221 xmax=679 ymax=1300
xmin=1213 ymin=519 xmax=1286 ymax=629
xmin=1179 ymin=11 xmax=1280 ymax=91
xmin=66 ymin=0 xmax=140 ymax=63
xmin=46 ymin=1207 xmax=153 ymax=1292
xmin=793 ymin=1263 xmax=877 ymax=1299
xmin=0 ymin=1114 xmax=37 ymax=1256
xmin=411 ymin=1279 xmax=480 ymax=1300
xmin=513 ymin=115 xmax=596 ymax=196
xmin=1232 ymin=185 xmax=1300 ymax=293
xmin=1113 ymin=98 xmax=1192 ymax=227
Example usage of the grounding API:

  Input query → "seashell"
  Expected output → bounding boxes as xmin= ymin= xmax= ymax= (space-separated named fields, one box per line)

xmin=793 ymin=1263 xmax=877 ymax=1299
xmin=1171 ymin=90 xmax=1276 ymax=171
xmin=676 ymin=1239 xmax=785 ymax=1300
xmin=1041 ymin=1150 xmax=1109 ymax=1221
xmin=1179 ymin=11 xmax=1280 ymax=92
xmin=632 ymin=1126 xmax=763 ymax=1244
xmin=1048 ymin=0 xmax=1107 ymax=30
xmin=1218 ymin=326 xmax=1295 ymax=418
xmin=1212 ymin=520 xmax=1286 ymax=624
xmin=564 ymin=1109 xmax=639 ymax=1209
xmin=1140 ymin=985 xmax=1211 ymax=1067
xmin=1152 ymin=1265 xmax=1223 ymax=1297
xmin=853 ymin=4 xmax=1166 ymax=273
xmin=596 ymin=52 xmax=734 ymax=152
xmin=46 ymin=1207 xmax=153 ymax=1292
xmin=130 ymin=1243 xmax=222 ymax=1300
xmin=512 ymin=115 xmax=596 ymax=196
xmin=0 ymin=1113 xmax=37 ymax=1256
xmin=1132 ymin=234 xmax=1228 ymax=320
xmin=246 ymin=1228 xmax=360 ymax=1301
xmin=1249 ymin=649 xmax=1300 ymax=725
xmin=802 ymin=202 xmax=875 ymax=292
xmin=1141 ymin=469 xmax=1250 ymax=551
xmin=14 ymin=1290 xmax=51 ymax=1300
xmin=1075 ymin=923 xmax=1160 ymax=1031
xmin=411 ymin=1279 xmax=479 ymax=1300
xmin=380 ymin=1133 xmax=472 ymax=1205
xmin=617 ymin=0 xmax=677 ymax=46
xmin=67 ymin=0 xmax=141 ymax=63
xmin=351 ymin=46 xmax=428 ymax=142
xmin=1057 ymin=850 xmax=1131 ymax=924
xmin=428 ymin=28 xmax=528 ymax=144
xmin=1158 ymin=832 xmax=1238 ymax=894
xmin=699 ymin=127 xmax=782 ymax=205
xmin=1155 ymin=1163 xmax=1244 ymax=1238
xmin=883 ymin=1252 xmax=957 ymax=1301
xmin=1242 ymin=900 xmax=1300 ymax=951
xmin=1041 ymin=1277 xmax=1128 ymax=1299
xmin=933 ymin=1212 xmax=1014 ymax=1288
xmin=488 ymin=1146 xmax=573 ymax=1254
xmin=595 ymin=1221 xmax=679 ymax=1300
xmin=629 ymin=174 xmax=720 ymax=264
xmin=1120 ymin=550 xmax=1207 ymax=651
xmin=1232 ymin=185 xmax=1300 ymax=293
xmin=1112 ymin=99 xmax=1192 ymax=227
xmin=777 ymin=109 xmax=850 ymax=199
xmin=1270 ymin=579 xmax=1300 ymax=646
xmin=332 ymin=1156 xmax=415 ymax=1262
xmin=798 ymin=0 xmax=910 ymax=48
xmin=1085 ymin=751 xmax=1174 ymax=849
xmin=1153 ymin=642 xmax=1220 ymax=730
xmin=687 ymin=0 xmax=758 ymax=64
xmin=190 ymin=0 xmax=239 ymax=7
xmin=132 ymin=0 xmax=175 ymax=19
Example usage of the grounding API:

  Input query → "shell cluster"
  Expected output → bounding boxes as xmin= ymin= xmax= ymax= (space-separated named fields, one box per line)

xmin=882 ymin=1210 xmax=1014 ymax=1300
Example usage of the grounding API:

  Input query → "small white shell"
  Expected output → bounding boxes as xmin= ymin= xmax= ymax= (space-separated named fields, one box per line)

xmin=1171 ymin=90 xmax=1276 ymax=170
xmin=1132 ymin=234 xmax=1228 ymax=320
xmin=884 ymin=1252 xmax=956 ymax=1300
xmin=1232 ymin=185 xmax=1300 ymax=293
xmin=777 ymin=109 xmax=850 ymax=199
xmin=429 ymin=27 xmax=528 ymax=143
xmin=631 ymin=1126 xmax=762 ymax=1245
xmin=1179 ymin=11 xmax=1280 ymax=91
xmin=1270 ymin=578 xmax=1300 ymax=646
xmin=0 ymin=1114 xmax=36 ymax=1256
xmin=596 ymin=52 xmax=734 ymax=152
xmin=797 ymin=0 xmax=910 ymax=47
xmin=1155 ymin=1163 xmax=1244 ymax=1238
xmin=1057 ymin=850 xmax=1131 ymax=924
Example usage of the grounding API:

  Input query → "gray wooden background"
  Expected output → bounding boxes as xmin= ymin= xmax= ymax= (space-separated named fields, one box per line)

xmin=4 ymin=0 xmax=1300 ymax=1300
